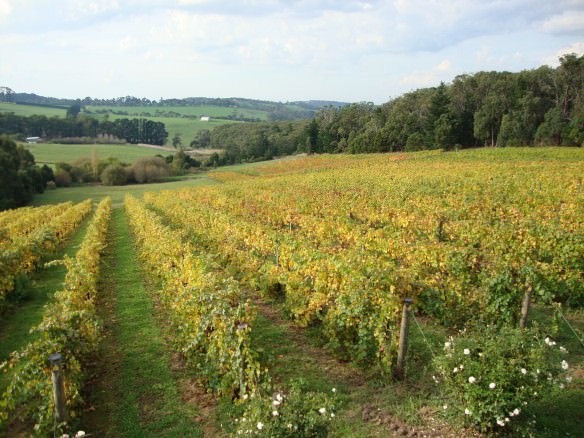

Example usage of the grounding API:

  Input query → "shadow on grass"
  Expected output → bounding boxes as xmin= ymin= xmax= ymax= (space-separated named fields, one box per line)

xmin=529 ymin=388 xmax=584 ymax=437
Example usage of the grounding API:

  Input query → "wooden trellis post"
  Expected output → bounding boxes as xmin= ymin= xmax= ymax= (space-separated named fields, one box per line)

xmin=49 ymin=353 xmax=66 ymax=423
xmin=394 ymin=297 xmax=413 ymax=380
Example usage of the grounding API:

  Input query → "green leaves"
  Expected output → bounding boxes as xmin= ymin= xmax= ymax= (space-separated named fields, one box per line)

xmin=434 ymin=326 xmax=569 ymax=434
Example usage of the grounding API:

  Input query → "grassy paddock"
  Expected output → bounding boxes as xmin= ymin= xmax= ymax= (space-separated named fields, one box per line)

xmin=0 ymin=102 xmax=66 ymax=117
xmin=148 ymin=116 xmax=236 ymax=144
xmin=23 ymin=143 xmax=175 ymax=165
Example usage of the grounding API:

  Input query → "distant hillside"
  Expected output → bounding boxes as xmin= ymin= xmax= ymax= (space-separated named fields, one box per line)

xmin=2 ymin=91 xmax=350 ymax=122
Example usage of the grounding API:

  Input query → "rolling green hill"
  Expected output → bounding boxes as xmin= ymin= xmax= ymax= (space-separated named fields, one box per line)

xmin=0 ymin=102 xmax=66 ymax=117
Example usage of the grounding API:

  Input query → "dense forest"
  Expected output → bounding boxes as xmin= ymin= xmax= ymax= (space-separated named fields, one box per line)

xmin=201 ymin=54 xmax=583 ymax=164
xmin=0 ymin=113 xmax=168 ymax=145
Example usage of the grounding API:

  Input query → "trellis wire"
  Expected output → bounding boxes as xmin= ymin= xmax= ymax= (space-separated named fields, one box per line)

xmin=556 ymin=307 xmax=584 ymax=348
xmin=412 ymin=314 xmax=436 ymax=358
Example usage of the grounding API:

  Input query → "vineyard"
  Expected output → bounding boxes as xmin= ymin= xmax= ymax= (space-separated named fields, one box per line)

xmin=0 ymin=148 xmax=582 ymax=436
xmin=0 ymin=200 xmax=93 ymax=315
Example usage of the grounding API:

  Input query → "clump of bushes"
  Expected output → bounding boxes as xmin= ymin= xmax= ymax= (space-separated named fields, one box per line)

xmin=45 ymin=148 xmax=208 ymax=188
xmin=100 ymin=164 xmax=128 ymax=186
xmin=127 ymin=156 xmax=170 ymax=183
xmin=54 ymin=168 xmax=72 ymax=187
xmin=434 ymin=325 xmax=570 ymax=434
xmin=51 ymin=155 xmax=174 ymax=187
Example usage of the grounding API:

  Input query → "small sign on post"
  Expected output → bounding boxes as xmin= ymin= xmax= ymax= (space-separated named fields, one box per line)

xmin=49 ymin=353 xmax=66 ymax=423
xmin=394 ymin=297 xmax=413 ymax=380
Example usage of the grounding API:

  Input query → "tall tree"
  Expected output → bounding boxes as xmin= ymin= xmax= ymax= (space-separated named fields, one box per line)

xmin=424 ymin=82 xmax=451 ymax=148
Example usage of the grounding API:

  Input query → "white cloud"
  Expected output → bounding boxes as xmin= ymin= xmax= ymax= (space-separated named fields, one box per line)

xmin=434 ymin=59 xmax=451 ymax=71
xmin=119 ymin=36 xmax=137 ymax=51
xmin=400 ymin=60 xmax=452 ymax=87
xmin=543 ymin=42 xmax=584 ymax=66
xmin=63 ymin=0 xmax=120 ymax=20
xmin=541 ymin=10 xmax=584 ymax=34
xmin=400 ymin=71 xmax=437 ymax=86
xmin=1 ymin=0 xmax=583 ymax=102
xmin=0 ymin=0 xmax=12 ymax=18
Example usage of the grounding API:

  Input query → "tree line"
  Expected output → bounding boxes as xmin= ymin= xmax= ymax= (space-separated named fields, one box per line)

xmin=0 ymin=136 xmax=54 ymax=210
xmin=0 ymin=113 xmax=168 ymax=145
xmin=201 ymin=54 xmax=583 ymax=163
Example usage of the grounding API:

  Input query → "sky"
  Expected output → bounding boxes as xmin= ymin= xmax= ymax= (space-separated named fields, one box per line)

xmin=0 ymin=0 xmax=582 ymax=104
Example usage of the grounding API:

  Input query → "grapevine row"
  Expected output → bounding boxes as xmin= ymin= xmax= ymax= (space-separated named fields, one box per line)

xmin=146 ymin=191 xmax=404 ymax=369
xmin=0 ymin=202 xmax=73 ymax=244
xmin=125 ymin=195 xmax=265 ymax=398
xmin=0 ymin=199 xmax=93 ymax=314
xmin=0 ymin=197 xmax=112 ymax=434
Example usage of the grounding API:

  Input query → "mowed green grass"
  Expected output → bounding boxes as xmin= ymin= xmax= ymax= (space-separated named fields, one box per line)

xmin=86 ymin=104 xmax=269 ymax=120
xmin=32 ymin=175 xmax=216 ymax=208
xmin=143 ymin=116 xmax=235 ymax=144
xmin=23 ymin=143 xmax=173 ymax=165
xmin=0 ymin=102 xmax=66 ymax=117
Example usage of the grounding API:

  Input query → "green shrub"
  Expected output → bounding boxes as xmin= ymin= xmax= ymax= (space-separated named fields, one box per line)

xmin=434 ymin=325 xmax=570 ymax=434
xmin=100 ymin=164 xmax=127 ymax=186
xmin=128 ymin=156 xmax=169 ymax=183
xmin=54 ymin=169 xmax=72 ymax=187
xmin=233 ymin=379 xmax=337 ymax=437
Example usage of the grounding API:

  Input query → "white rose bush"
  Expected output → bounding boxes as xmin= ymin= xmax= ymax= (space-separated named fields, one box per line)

xmin=233 ymin=379 xmax=337 ymax=436
xmin=434 ymin=326 xmax=570 ymax=434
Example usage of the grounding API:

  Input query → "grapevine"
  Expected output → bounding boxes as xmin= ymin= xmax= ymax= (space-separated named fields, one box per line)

xmin=0 ymin=197 xmax=112 ymax=434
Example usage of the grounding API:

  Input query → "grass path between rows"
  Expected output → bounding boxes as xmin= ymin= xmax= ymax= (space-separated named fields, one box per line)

xmin=250 ymin=297 xmax=458 ymax=437
xmin=0 ymin=215 xmax=91 ymax=391
xmin=81 ymin=208 xmax=202 ymax=437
